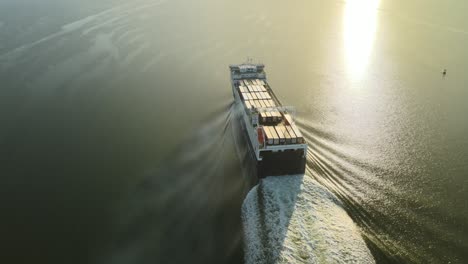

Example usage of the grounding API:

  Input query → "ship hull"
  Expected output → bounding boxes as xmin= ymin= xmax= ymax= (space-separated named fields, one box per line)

xmin=235 ymin=101 xmax=306 ymax=180
xmin=257 ymin=150 xmax=306 ymax=178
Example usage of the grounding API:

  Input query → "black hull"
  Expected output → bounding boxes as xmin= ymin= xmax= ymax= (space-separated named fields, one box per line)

xmin=257 ymin=150 xmax=306 ymax=179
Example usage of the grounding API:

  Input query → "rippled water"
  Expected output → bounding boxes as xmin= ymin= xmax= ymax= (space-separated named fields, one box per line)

xmin=1 ymin=0 xmax=468 ymax=263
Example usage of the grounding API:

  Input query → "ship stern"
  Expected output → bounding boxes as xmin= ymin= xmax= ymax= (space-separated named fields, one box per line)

xmin=257 ymin=150 xmax=306 ymax=178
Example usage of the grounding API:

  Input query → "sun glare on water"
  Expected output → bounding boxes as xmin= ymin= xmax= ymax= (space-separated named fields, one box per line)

xmin=344 ymin=0 xmax=380 ymax=81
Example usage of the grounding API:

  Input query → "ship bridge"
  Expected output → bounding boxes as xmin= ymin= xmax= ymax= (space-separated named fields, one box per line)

xmin=230 ymin=63 xmax=266 ymax=80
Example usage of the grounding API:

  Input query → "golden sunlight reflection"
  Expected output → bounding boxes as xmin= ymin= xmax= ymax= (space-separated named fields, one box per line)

xmin=344 ymin=0 xmax=380 ymax=81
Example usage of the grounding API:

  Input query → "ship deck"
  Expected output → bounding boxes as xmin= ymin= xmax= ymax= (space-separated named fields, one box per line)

xmin=234 ymin=78 xmax=305 ymax=147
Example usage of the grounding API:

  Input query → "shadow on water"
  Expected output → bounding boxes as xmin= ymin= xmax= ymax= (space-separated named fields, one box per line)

xmin=100 ymin=102 xmax=249 ymax=264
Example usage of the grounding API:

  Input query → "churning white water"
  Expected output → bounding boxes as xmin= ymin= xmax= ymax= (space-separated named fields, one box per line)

xmin=242 ymin=175 xmax=375 ymax=264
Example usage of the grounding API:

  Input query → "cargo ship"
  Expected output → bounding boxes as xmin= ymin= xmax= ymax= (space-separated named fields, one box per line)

xmin=230 ymin=63 xmax=307 ymax=179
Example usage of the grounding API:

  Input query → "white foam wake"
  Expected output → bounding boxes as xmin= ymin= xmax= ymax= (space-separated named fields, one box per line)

xmin=242 ymin=175 xmax=375 ymax=264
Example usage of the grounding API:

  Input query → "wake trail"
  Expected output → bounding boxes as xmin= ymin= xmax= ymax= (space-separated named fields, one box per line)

xmin=242 ymin=175 xmax=375 ymax=264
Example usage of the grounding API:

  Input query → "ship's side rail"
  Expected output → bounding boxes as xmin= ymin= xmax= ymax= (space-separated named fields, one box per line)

xmin=261 ymin=144 xmax=308 ymax=151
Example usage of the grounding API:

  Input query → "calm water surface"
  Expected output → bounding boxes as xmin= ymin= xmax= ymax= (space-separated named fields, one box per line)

xmin=1 ymin=0 xmax=467 ymax=263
